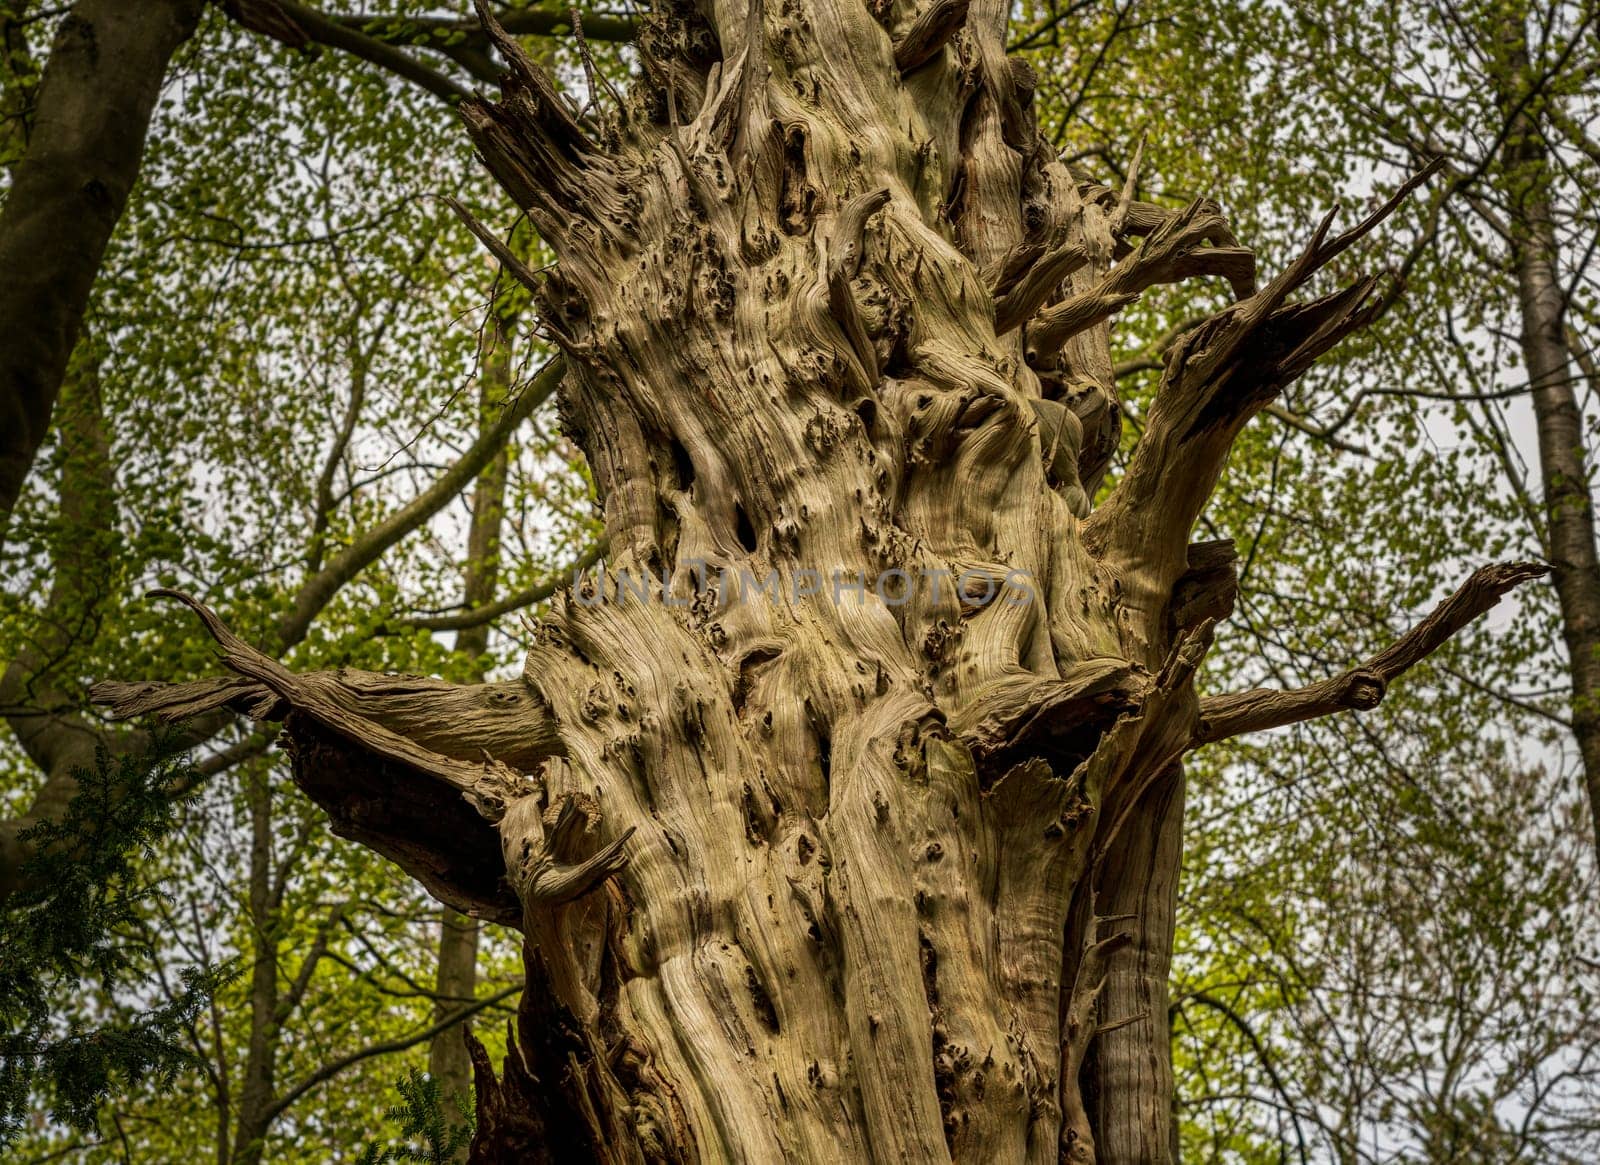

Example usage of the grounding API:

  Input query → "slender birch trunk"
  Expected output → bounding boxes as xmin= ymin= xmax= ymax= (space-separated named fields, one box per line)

xmin=1493 ymin=11 xmax=1600 ymax=857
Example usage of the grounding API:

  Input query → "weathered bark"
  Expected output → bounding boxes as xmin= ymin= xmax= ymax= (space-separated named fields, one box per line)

xmin=0 ymin=0 xmax=202 ymax=523
xmin=100 ymin=3 xmax=1544 ymax=1161
xmin=1492 ymin=15 xmax=1600 ymax=857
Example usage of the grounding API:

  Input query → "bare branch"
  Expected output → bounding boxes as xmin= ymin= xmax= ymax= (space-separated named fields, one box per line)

xmin=99 ymin=591 xmax=559 ymax=789
xmin=278 ymin=355 xmax=562 ymax=649
xmin=260 ymin=984 xmax=523 ymax=1126
xmin=226 ymin=0 xmax=473 ymax=104
xmin=473 ymin=0 xmax=591 ymax=151
xmin=1105 ymin=133 xmax=1145 ymax=237
xmin=402 ymin=538 xmax=607 ymax=632
xmin=1260 ymin=402 xmax=1370 ymax=456
xmin=444 ymin=197 xmax=546 ymax=293
xmin=92 ymin=586 xmax=570 ymax=923
xmin=458 ymin=3 xmax=601 ymax=231
xmin=506 ymin=794 xmax=635 ymax=908
xmin=993 ymin=239 xmax=1089 ymax=335
xmin=1193 ymin=561 xmax=1549 ymax=747
xmin=1028 ymin=198 xmax=1256 ymax=359
xmin=1083 ymin=166 xmax=1443 ymax=618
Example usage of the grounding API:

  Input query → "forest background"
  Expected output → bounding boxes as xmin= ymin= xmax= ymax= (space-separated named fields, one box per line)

xmin=2 ymin=1 xmax=1598 ymax=1161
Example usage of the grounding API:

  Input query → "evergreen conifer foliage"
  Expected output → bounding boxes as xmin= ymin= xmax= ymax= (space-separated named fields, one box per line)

xmin=0 ymin=741 xmax=228 ymax=1144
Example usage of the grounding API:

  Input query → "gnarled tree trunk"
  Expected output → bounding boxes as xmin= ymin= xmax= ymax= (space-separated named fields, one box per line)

xmin=98 ymin=2 xmax=1545 ymax=1161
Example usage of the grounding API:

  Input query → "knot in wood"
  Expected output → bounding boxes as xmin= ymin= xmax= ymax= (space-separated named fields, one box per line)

xmin=1343 ymin=670 xmax=1387 ymax=711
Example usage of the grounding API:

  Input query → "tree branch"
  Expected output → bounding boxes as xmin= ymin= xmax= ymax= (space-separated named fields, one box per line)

xmin=1177 ymin=991 xmax=1311 ymax=1165
xmin=225 ymin=0 xmax=472 ymax=104
xmin=274 ymin=900 xmax=349 ymax=1025
xmin=894 ymin=0 xmax=970 ymax=74
xmin=260 ymin=984 xmax=523 ymax=1126
xmin=457 ymin=0 xmax=598 ymax=234
xmin=1260 ymin=402 xmax=1369 ymax=456
xmin=96 ymin=593 xmax=560 ymax=788
xmin=91 ymin=592 xmax=562 ymax=923
xmin=1028 ymin=197 xmax=1255 ymax=361
xmin=1083 ymin=164 xmax=1443 ymax=630
xmin=332 ymin=6 xmax=637 ymax=51
xmin=993 ymin=239 xmax=1089 ymax=335
xmin=277 ymin=355 xmax=563 ymax=649
xmin=402 ymin=538 xmax=606 ymax=632
xmin=1193 ymin=561 xmax=1548 ymax=747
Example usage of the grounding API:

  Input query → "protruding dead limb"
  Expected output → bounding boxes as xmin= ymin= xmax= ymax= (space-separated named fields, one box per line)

xmin=91 ymin=590 xmax=568 ymax=924
xmin=993 ymin=239 xmax=1090 ymax=335
xmin=1027 ymin=197 xmax=1257 ymax=361
xmin=501 ymin=793 xmax=636 ymax=908
xmin=1083 ymin=164 xmax=1448 ymax=634
xmin=1193 ymin=560 xmax=1549 ymax=747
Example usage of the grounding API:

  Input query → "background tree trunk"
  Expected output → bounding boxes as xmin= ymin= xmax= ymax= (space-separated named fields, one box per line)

xmin=0 ymin=0 xmax=202 ymax=525
xmin=430 ymin=909 xmax=481 ymax=1132
xmin=429 ymin=307 xmax=515 ymax=1146
xmin=1493 ymin=13 xmax=1600 ymax=857
xmin=232 ymin=766 xmax=281 ymax=1165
